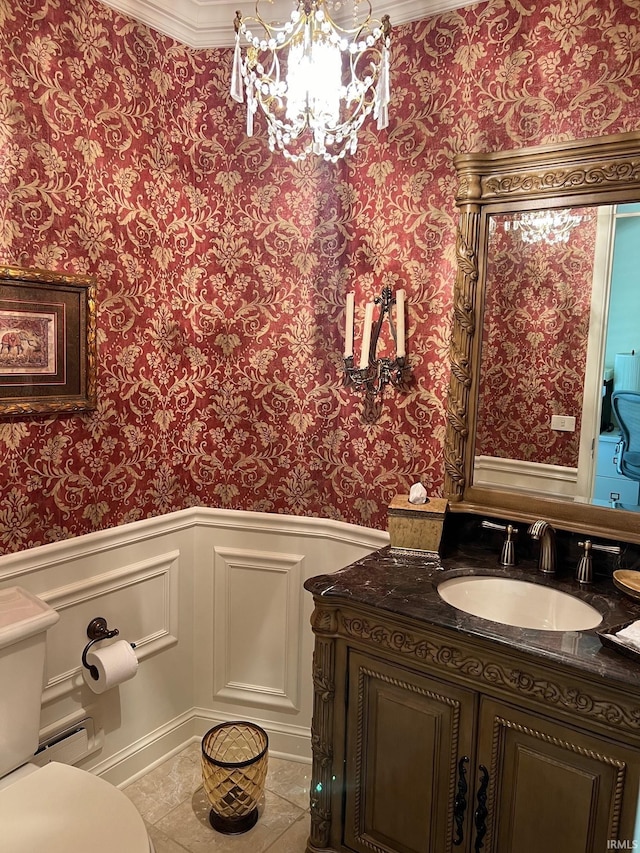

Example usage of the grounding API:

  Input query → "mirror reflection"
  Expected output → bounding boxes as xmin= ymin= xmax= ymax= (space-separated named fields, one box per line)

xmin=473 ymin=203 xmax=640 ymax=512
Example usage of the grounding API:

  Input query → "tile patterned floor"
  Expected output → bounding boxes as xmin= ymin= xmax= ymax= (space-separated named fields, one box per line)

xmin=123 ymin=743 xmax=312 ymax=853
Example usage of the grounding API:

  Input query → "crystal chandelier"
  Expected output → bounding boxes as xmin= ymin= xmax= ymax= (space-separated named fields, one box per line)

xmin=230 ymin=1 xmax=391 ymax=162
xmin=502 ymin=209 xmax=585 ymax=246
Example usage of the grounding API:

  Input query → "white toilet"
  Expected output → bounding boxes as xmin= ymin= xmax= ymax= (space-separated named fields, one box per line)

xmin=0 ymin=586 xmax=154 ymax=852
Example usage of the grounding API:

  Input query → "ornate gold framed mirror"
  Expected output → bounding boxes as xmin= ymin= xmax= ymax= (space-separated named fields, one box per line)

xmin=444 ymin=131 xmax=640 ymax=544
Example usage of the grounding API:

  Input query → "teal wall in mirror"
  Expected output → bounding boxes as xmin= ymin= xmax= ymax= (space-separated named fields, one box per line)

xmin=605 ymin=205 xmax=640 ymax=372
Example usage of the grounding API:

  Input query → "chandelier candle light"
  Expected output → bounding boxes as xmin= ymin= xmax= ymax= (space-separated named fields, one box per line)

xmin=230 ymin=1 xmax=391 ymax=162
xmin=344 ymin=286 xmax=408 ymax=405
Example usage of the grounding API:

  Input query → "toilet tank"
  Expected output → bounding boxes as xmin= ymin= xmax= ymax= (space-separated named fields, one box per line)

xmin=0 ymin=587 xmax=60 ymax=778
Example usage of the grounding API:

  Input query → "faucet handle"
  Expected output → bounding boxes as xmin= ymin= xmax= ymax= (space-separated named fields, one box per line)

xmin=576 ymin=540 xmax=622 ymax=585
xmin=576 ymin=540 xmax=593 ymax=585
xmin=482 ymin=520 xmax=506 ymax=534
xmin=481 ymin=520 xmax=518 ymax=567
xmin=590 ymin=542 xmax=622 ymax=557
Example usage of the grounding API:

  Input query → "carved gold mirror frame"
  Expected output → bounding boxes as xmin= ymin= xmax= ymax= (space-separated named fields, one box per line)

xmin=444 ymin=131 xmax=640 ymax=544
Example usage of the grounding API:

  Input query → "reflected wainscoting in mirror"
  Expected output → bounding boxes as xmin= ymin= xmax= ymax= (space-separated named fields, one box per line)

xmin=444 ymin=132 xmax=640 ymax=545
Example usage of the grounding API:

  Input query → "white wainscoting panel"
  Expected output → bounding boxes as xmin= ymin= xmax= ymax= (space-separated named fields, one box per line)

xmin=0 ymin=507 xmax=388 ymax=782
xmin=213 ymin=547 xmax=304 ymax=711
xmin=40 ymin=550 xmax=180 ymax=703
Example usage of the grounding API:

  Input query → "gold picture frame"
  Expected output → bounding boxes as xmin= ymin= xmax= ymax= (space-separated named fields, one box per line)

xmin=0 ymin=266 xmax=97 ymax=416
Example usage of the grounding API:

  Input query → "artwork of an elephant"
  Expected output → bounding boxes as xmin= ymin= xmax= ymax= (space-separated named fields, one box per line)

xmin=0 ymin=330 xmax=42 ymax=358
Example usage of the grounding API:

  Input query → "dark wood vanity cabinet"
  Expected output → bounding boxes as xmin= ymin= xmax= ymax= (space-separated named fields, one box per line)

xmin=476 ymin=697 xmax=640 ymax=853
xmin=344 ymin=651 xmax=476 ymax=853
xmin=306 ymin=596 xmax=640 ymax=853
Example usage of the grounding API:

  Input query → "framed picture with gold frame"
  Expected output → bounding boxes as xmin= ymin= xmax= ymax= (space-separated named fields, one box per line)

xmin=0 ymin=266 xmax=97 ymax=416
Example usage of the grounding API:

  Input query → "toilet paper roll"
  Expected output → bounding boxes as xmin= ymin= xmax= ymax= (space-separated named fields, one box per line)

xmin=83 ymin=640 xmax=138 ymax=694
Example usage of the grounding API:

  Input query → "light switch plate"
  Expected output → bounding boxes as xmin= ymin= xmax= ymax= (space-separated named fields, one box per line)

xmin=550 ymin=415 xmax=576 ymax=432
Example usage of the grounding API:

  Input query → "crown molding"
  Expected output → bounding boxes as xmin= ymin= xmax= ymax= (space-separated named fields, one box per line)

xmin=97 ymin=0 xmax=473 ymax=49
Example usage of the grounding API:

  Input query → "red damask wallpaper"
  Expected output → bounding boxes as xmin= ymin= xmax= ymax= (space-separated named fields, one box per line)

xmin=0 ymin=0 xmax=639 ymax=553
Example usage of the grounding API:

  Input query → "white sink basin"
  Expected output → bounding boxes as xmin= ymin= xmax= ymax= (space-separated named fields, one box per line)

xmin=437 ymin=576 xmax=602 ymax=631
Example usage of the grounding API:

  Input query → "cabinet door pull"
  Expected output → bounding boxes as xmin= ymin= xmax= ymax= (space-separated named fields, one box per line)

xmin=453 ymin=755 xmax=470 ymax=846
xmin=473 ymin=764 xmax=489 ymax=852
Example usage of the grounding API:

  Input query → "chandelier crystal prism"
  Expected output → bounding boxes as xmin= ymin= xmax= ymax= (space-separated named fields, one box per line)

xmin=230 ymin=1 xmax=391 ymax=162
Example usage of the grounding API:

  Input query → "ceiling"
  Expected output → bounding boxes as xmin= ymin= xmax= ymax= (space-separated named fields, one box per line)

xmin=97 ymin=0 xmax=472 ymax=49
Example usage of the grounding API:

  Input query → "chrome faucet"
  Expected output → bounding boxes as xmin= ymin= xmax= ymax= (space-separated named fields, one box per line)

xmin=528 ymin=520 xmax=556 ymax=574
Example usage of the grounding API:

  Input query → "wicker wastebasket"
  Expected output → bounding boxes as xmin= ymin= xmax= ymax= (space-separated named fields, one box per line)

xmin=201 ymin=721 xmax=269 ymax=834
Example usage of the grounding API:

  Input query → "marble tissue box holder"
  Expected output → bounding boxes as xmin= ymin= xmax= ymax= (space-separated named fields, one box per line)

xmin=387 ymin=494 xmax=448 ymax=553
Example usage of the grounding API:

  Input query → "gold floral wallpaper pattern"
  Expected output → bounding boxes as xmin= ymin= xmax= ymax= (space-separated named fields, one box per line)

xmin=0 ymin=0 xmax=639 ymax=553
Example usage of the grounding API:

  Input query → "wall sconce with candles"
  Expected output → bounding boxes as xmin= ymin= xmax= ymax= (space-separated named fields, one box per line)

xmin=344 ymin=286 xmax=410 ymax=419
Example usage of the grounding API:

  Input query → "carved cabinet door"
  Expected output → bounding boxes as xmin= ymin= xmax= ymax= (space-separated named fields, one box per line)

xmin=476 ymin=697 xmax=640 ymax=853
xmin=343 ymin=650 xmax=477 ymax=853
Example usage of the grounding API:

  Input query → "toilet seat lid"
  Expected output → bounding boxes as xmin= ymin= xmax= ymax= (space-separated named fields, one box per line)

xmin=0 ymin=762 xmax=150 ymax=853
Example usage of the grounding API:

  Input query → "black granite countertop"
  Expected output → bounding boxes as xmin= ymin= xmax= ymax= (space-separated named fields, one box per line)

xmin=304 ymin=544 xmax=640 ymax=690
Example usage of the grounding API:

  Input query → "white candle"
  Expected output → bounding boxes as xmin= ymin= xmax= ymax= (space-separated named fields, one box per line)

xmin=344 ymin=292 xmax=355 ymax=358
xmin=395 ymin=289 xmax=406 ymax=358
xmin=359 ymin=302 xmax=374 ymax=369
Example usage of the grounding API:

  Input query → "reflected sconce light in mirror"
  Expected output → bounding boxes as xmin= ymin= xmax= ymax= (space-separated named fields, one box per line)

xmin=230 ymin=1 xmax=391 ymax=162
xmin=343 ymin=286 xmax=409 ymax=419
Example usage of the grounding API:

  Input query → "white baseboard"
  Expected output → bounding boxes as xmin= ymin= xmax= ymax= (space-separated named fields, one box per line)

xmin=191 ymin=708 xmax=312 ymax=763
xmin=91 ymin=710 xmax=197 ymax=787
xmin=97 ymin=707 xmax=311 ymax=788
